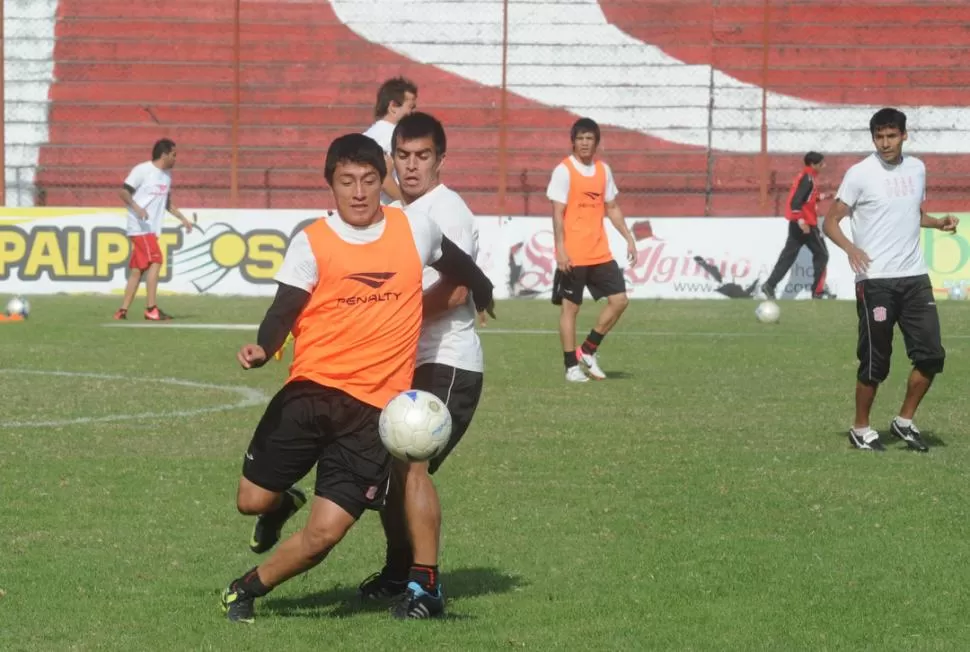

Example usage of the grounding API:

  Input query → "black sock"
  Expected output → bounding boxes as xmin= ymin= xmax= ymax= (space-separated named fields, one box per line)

xmin=564 ymin=350 xmax=578 ymax=368
xmin=408 ymin=564 xmax=439 ymax=592
xmin=384 ymin=545 xmax=413 ymax=582
xmin=235 ymin=566 xmax=272 ymax=597
xmin=581 ymin=329 xmax=605 ymax=355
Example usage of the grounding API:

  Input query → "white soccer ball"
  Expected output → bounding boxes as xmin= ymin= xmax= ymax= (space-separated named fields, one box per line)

xmin=5 ymin=296 xmax=30 ymax=318
xmin=379 ymin=389 xmax=453 ymax=462
xmin=755 ymin=300 xmax=780 ymax=324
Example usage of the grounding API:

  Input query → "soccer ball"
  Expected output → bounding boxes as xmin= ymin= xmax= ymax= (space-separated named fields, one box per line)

xmin=379 ymin=389 xmax=453 ymax=462
xmin=5 ymin=296 xmax=30 ymax=318
xmin=755 ymin=300 xmax=780 ymax=324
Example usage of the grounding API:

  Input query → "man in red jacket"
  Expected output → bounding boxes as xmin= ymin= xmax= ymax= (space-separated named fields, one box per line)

xmin=762 ymin=152 xmax=830 ymax=299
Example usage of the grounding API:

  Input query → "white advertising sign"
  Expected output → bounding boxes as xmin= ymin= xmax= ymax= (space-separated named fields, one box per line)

xmin=0 ymin=208 xmax=856 ymax=299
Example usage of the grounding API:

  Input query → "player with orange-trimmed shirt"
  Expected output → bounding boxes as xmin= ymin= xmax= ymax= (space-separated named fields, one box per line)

xmin=547 ymin=118 xmax=636 ymax=382
xmin=219 ymin=133 xmax=495 ymax=624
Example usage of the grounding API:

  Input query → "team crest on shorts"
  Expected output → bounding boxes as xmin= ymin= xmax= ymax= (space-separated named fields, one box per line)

xmin=365 ymin=485 xmax=378 ymax=500
xmin=873 ymin=306 xmax=888 ymax=322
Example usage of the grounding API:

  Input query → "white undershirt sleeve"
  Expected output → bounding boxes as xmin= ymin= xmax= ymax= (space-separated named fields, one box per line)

xmin=274 ymin=230 xmax=319 ymax=292
xmin=546 ymin=163 xmax=570 ymax=204
xmin=604 ymin=164 xmax=620 ymax=202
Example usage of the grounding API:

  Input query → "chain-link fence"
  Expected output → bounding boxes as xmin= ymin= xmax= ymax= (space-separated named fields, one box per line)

xmin=4 ymin=0 xmax=969 ymax=215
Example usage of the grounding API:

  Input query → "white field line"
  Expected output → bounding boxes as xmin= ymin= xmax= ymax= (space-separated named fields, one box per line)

xmin=0 ymin=369 xmax=267 ymax=428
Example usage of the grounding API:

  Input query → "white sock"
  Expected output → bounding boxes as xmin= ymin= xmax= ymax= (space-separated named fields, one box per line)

xmin=852 ymin=426 xmax=875 ymax=441
xmin=894 ymin=416 xmax=913 ymax=428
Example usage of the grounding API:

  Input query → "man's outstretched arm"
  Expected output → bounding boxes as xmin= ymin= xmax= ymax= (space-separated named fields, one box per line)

xmin=430 ymin=237 xmax=495 ymax=317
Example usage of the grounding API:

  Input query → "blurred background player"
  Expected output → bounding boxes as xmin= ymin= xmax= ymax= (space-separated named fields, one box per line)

xmin=547 ymin=118 xmax=636 ymax=382
xmin=358 ymin=113 xmax=484 ymax=619
xmin=762 ymin=152 xmax=831 ymax=300
xmin=220 ymin=134 xmax=495 ymax=624
xmin=113 ymin=138 xmax=194 ymax=321
xmin=363 ymin=77 xmax=418 ymax=204
xmin=823 ymin=108 xmax=958 ymax=453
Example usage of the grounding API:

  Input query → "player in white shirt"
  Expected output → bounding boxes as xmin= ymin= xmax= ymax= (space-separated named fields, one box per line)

xmin=113 ymin=138 xmax=194 ymax=321
xmin=823 ymin=108 xmax=959 ymax=453
xmin=357 ymin=113 xmax=484 ymax=620
xmin=363 ymin=77 xmax=418 ymax=205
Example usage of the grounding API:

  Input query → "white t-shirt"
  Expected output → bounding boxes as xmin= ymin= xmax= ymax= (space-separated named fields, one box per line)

xmin=391 ymin=185 xmax=484 ymax=373
xmin=545 ymin=156 xmax=620 ymax=204
xmin=124 ymin=161 xmax=172 ymax=236
xmin=363 ymin=119 xmax=395 ymax=154
xmin=363 ymin=119 xmax=398 ymax=205
xmin=836 ymin=153 xmax=928 ymax=281
xmin=275 ymin=210 xmax=443 ymax=293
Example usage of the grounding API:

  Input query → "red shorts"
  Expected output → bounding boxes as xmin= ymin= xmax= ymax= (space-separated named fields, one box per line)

xmin=129 ymin=234 xmax=163 ymax=270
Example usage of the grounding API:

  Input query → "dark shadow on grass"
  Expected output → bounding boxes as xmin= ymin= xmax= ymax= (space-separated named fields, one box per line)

xmin=263 ymin=566 xmax=526 ymax=619
xmin=922 ymin=431 xmax=946 ymax=447
xmin=831 ymin=430 xmax=946 ymax=450
xmin=604 ymin=371 xmax=633 ymax=380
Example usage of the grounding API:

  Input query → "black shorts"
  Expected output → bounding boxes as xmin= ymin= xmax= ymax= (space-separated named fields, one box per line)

xmin=552 ymin=260 xmax=626 ymax=306
xmin=856 ymin=274 xmax=945 ymax=384
xmin=412 ymin=363 xmax=483 ymax=474
xmin=242 ymin=380 xmax=390 ymax=519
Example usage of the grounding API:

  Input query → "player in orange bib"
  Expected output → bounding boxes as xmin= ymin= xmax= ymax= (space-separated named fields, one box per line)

xmin=547 ymin=118 xmax=637 ymax=382
xmin=220 ymin=134 xmax=495 ymax=624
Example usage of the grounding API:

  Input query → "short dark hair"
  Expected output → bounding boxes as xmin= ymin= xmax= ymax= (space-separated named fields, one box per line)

xmin=152 ymin=138 xmax=176 ymax=160
xmin=804 ymin=151 xmax=824 ymax=166
xmin=375 ymin=77 xmax=418 ymax=119
xmin=870 ymin=108 xmax=906 ymax=135
xmin=392 ymin=112 xmax=447 ymax=158
xmin=324 ymin=133 xmax=387 ymax=185
xmin=570 ymin=118 xmax=601 ymax=144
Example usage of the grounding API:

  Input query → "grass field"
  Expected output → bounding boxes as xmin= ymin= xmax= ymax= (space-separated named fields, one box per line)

xmin=2 ymin=296 xmax=970 ymax=651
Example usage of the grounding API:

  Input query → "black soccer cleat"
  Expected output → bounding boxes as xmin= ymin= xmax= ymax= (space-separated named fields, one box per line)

xmin=221 ymin=582 xmax=256 ymax=624
xmin=890 ymin=420 xmax=929 ymax=453
xmin=848 ymin=429 xmax=886 ymax=452
xmin=250 ymin=486 xmax=307 ymax=554
xmin=762 ymin=284 xmax=776 ymax=300
xmin=358 ymin=570 xmax=409 ymax=601
xmin=391 ymin=581 xmax=445 ymax=619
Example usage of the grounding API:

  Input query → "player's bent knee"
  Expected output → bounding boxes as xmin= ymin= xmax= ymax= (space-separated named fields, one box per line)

xmin=608 ymin=293 xmax=629 ymax=311
xmin=301 ymin=520 xmax=349 ymax=557
xmin=236 ymin=481 xmax=280 ymax=515
xmin=914 ymin=358 xmax=944 ymax=376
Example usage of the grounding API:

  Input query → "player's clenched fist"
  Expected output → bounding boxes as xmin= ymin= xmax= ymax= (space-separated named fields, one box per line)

xmin=237 ymin=344 xmax=267 ymax=369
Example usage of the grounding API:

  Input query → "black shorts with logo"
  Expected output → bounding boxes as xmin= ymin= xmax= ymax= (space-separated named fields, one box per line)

xmin=242 ymin=380 xmax=390 ymax=519
xmin=856 ymin=274 xmax=945 ymax=384
xmin=413 ymin=362 xmax=483 ymax=474
xmin=551 ymin=260 xmax=626 ymax=306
